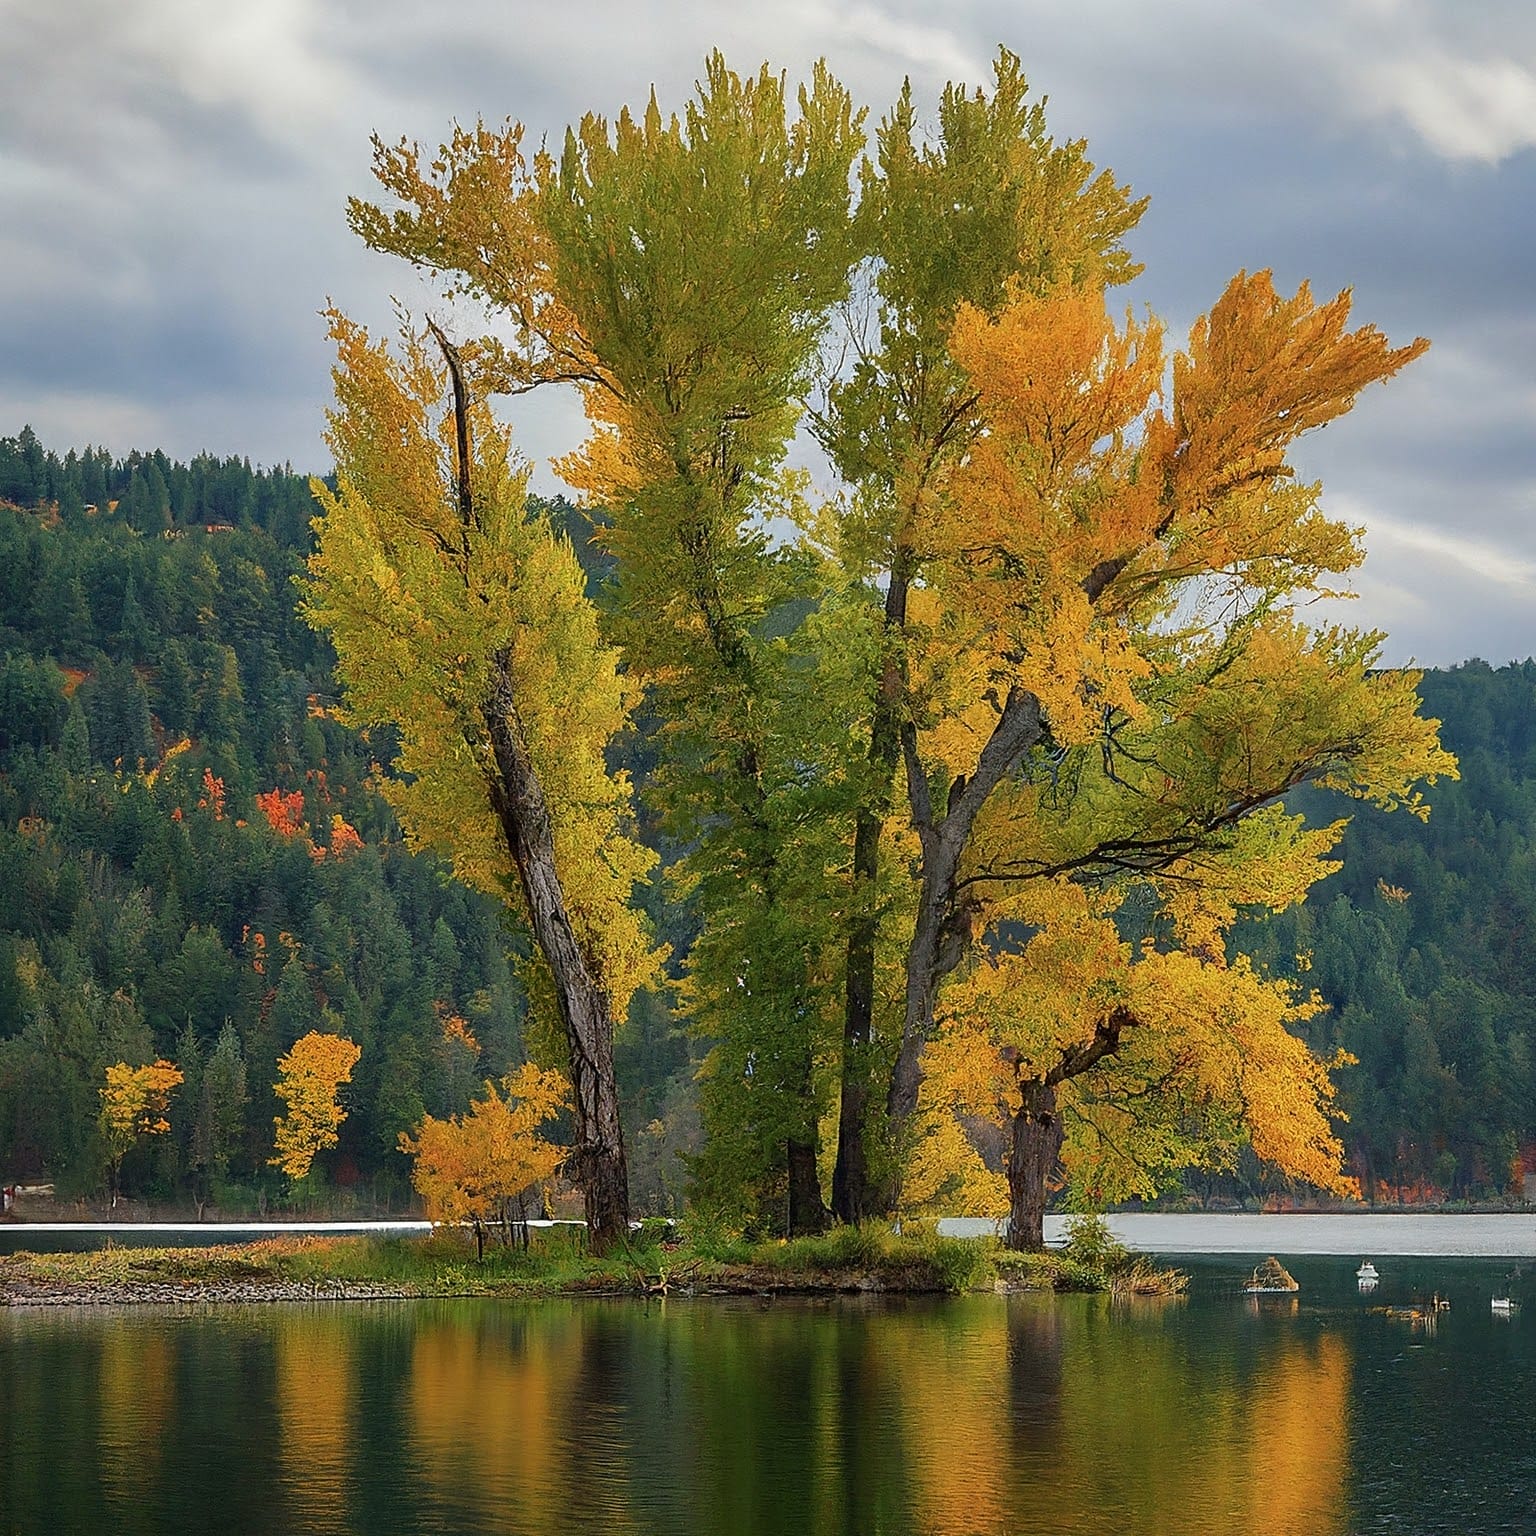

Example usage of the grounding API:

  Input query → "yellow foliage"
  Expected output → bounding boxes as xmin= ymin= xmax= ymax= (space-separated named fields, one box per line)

xmin=270 ymin=1031 xmax=362 ymax=1181
xmin=923 ymin=274 xmax=1431 ymax=758
xmin=903 ymin=263 xmax=1451 ymax=1210
xmin=99 ymin=1059 xmax=183 ymax=1167
xmin=910 ymin=864 xmax=1361 ymax=1212
xmin=303 ymin=313 xmax=660 ymax=1028
xmin=400 ymin=1064 xmax=569 ymax=1225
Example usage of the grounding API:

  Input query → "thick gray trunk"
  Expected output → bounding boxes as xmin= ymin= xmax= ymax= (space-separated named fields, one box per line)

xmin=482 ymin=647 xmax=629 ymax=1255
xmin=1005 ymin=1009 xmax=1132 ymax=1249
xmin=1006 ymin=1080 xmax=1064 ymax=1251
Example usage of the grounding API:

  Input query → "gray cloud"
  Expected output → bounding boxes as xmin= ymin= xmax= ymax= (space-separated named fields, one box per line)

xmin=2 ymin=0 xmax=1532 ymax=664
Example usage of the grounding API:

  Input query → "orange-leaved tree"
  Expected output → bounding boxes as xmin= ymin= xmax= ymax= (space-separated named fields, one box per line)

xmin=885 ymin=271 xmax=1454 ymax=1245
xmin=270 ymin=1030 xmax=362 ymax=1182
xmin=100 ymin=1059 xmax=184 ymax=1206
xmin=400 ymin=1063 xmax=569 ymax=1254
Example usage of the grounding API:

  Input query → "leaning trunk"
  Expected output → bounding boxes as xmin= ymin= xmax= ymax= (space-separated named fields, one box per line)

xmin=483 ymin=648 xmax=630 ymax=1255
xmin=1006 ymin=1080 xmax=1065 ymax=1252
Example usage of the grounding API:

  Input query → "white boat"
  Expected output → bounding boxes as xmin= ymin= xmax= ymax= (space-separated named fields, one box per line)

xmin=1492 ymin=1296 xmax=1517 ymax=1314
xmin=1357 ymin=1261 xmax=1379 ymax=1283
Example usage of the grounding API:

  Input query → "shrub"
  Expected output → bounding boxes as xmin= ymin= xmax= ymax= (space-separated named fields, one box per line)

xmin=1061 ymin=1213 xmax=1129 ymax=1271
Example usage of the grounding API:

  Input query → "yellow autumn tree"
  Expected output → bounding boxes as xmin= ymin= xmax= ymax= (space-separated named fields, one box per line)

xmin=99 ymin=1059 xmax=183 ymax=1206
xmin=270 ymin=1030 xmax=362 ymax=1181
xmin=345 ymin=55 xmax=873 ymax=1237
xmin=338 ymin=48 xmax=1453 ymax=1242
xmin=302 ymin=312 xmax=658 ymax=1252
xmin=891 ymin=271 xmax=1454 ymax=1245
xmin=400 ymin=1063 xmax=569 ymax=1254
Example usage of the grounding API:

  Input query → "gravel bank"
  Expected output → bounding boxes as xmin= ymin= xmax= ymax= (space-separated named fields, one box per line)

xmin=2 ymin=1277 xmax=419 ymax=1307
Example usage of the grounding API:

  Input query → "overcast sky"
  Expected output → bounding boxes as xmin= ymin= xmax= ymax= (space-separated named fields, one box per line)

xmin=2 ymin=0 xmax=1533 ymax=666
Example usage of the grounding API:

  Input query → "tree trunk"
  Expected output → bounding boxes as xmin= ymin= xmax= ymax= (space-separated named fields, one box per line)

xmin=887 ymin=689 xmax=1047 ymax=1137
xmin=1006 ymin=1080 xmax=1065 ymax=1252
xmin=787 ymin=1136 xmax=829 ymax=1236
xmin=832 ymin=567 xmax=908 ymax=1222
xmin=483 ymin=648 xmax=630 ymax=1255
xmin=832 ymin=809 xmax=882 ymax=1224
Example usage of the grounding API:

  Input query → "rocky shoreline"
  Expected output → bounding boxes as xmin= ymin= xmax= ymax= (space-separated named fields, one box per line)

xmin=2 ymin=1276 xmax=421 ymax=1307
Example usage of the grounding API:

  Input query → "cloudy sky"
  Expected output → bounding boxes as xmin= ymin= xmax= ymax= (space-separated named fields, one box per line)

xmin=2 ymin=0 xmax=1533 ymax=665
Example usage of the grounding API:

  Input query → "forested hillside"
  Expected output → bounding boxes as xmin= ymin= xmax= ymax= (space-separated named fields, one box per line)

xmin=1 ymin=424 xmax=1530 ymax=1213
xmin=0 ymin=428 xmax=689 ymax=1209
xmin=1239 ymin=661 xmax=1536 ymax=1202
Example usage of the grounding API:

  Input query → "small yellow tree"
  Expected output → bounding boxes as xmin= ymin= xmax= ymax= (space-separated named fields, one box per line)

xmin=270 ymin=1031 xmax=362 ymax=1181
xmin=100 ymin=1059 xmax=184 ymax=1206
xmin=400 ymin=1064 xmax=569 ymax=1254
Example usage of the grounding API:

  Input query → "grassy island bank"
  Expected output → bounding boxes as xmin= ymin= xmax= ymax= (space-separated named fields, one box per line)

xmin=1 ymin=1222 xmax=1186 ymax=1307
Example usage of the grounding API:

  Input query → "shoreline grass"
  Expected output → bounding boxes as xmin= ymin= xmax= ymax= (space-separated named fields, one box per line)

xmin=0 ymin=1220 xmax=1187 ymax=1304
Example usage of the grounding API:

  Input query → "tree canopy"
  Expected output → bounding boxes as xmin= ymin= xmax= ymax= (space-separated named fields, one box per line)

xmin=0 ymin=47 xmax=1461 ymax=1244
xmin=344 ymin=47 xmax=1449 ymax=1244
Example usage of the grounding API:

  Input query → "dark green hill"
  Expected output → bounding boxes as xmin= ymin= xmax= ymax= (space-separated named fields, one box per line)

xmin=0 ymin=431 xmax=533 ymax=1205
xmin=1237 ymin=660 xmax=1536 ymax=1201
xmin=3 ymin=426 xmax=1521 ymax=1213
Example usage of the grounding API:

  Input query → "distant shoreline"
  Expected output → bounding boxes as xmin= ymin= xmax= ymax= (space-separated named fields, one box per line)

xmin=5 ymin=1210 xmax=1535 ymax=1261
xmin=1081 ymin=1211 xmax=1536 ymax=1257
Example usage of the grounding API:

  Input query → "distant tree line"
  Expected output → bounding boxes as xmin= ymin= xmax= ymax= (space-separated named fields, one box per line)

xmin=0 ymin=430 xmax=691 ymax=1210
xmin=1238 ymin=661 xmax=1536 ymax=1203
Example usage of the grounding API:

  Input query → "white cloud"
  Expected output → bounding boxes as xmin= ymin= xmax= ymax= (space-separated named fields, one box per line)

xmin=1364 ymin=510 xmax=1536 ymax=588
xmin=1359 ymin=51 xmax=1536 ymax=163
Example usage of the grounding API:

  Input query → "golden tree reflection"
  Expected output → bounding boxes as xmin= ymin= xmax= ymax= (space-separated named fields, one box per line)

xmin=880 ymin=1297 xmax=1353 ymax=1535
xmin=406 ymin=1304 xmax=644 ymax=1534
xmin=274 ymin=1306 xmax=357 ymax=1532
xmin=98 ymin=1317 xmax=174 ymax=1520
xmin=1238 ymin=1333 xmax=1350 ymax=1536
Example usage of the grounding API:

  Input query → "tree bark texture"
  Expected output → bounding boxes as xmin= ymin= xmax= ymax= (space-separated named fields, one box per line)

xmin=1006 ymin=1080 xmax=1065 ymax=1252
xmin=1005 ymin=1007 xmax=1131 ymax=1250
xmin=482 ymin=648 xmax=630 ymax=1255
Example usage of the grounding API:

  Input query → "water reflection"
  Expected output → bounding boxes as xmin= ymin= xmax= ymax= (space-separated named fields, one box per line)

xmin=7 ymin=1267 xmax=1529 ymax=1535
xmin=275 ymin=1309 xmax=358 ymax=1533
xmin=98 ymin=1317 xmax=173 ymax=1524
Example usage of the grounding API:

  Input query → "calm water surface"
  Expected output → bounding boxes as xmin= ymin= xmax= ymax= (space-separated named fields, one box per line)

xmin=3 ymin=1257 xmax=1533 ymax=1535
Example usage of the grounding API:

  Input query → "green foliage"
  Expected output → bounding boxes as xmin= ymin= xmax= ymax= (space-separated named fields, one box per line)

xmin=759 ymin=1222 xmax=993 ymax=1293
xmin=1060 ymin=1213 xmax=1129 ymax=1272
xmin=0 ymin=435 xmax=536 ymax=1201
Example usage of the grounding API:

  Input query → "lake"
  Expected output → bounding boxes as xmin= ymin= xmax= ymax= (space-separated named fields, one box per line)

xmin=3 ymin=1253 xmax=1533 ymax=1534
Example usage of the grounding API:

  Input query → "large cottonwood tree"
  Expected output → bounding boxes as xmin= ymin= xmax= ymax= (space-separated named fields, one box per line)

xmin=886 ymin=274 xmax=1451 ymax=1244
xmin=341 ymin=49 xmax=1450 ymax=1242
xmin=814 ymin=52 xmax=1148 ymax=1219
